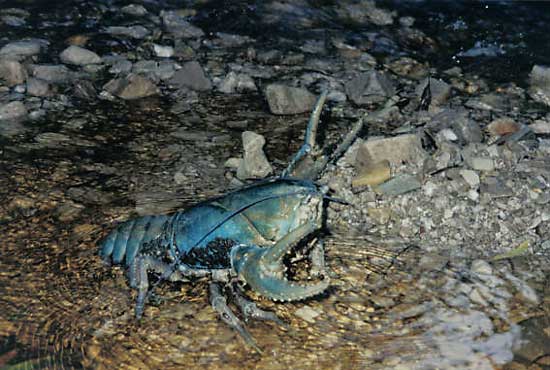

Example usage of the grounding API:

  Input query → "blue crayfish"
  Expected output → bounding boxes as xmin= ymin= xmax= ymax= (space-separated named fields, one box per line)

xmin=99 ymin=91 xmax=364 ymax=352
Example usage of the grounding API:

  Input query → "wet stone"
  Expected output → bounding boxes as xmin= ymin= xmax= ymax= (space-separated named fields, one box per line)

xmin=355 ymin=134 xmax=426 ymax=169
xmin=105 ymin=25 xmax=150 ymax=39
xmin=416 ymin=77 xmax=452 ymax=108
xmin=375 ymin=174 xmax=422 ymax=196
xmin=346 ymin=70 xmax=395 ymax=105
xmin=26 ymin=78 xmax=51 ymax=97
xmin=0 ymin=40 xmax=43 ymax=58
xmin=0 ymin=59 xmax=27 ymax=86
xmin=153 ymin=44 xmax=174 ymax=58
xmin=59 ymin=45 xmax=102 ymax=66
xmin=529 ymin=64 xmax=550 ymax=106
xmin=236 ymin=131 xmax=273 ymax=180
xmin=294 ymin=305 xmax=321 ymax=323
xmin=31 ymin=64 xmax=72 ymax=84
xmin=121 ymin=4 xmax=148 ymax=16
xmin=104 ymin=74 xmax=157 ymax=100
xmin=264 ymin=84 xmax=316 ymax=115
xmin=0 ymin=100 xmax=27 ymax=120
xmin=161 ymin=11 xmax=204 ymax=38
xmin=218 ymin=71 xmax=256 ymax=94
xmin=169 ymin=61 xmax=212 ymax=91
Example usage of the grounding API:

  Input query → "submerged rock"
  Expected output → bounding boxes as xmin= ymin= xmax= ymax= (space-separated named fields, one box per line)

xmin=218 ymin=72 xmax=256 ymax=94
xmin=265 ymin=84 xmax=316 ymax=115
xmin=0 ymin=100 xmax=27 ymax=120
xmin=169 ymin=61 xmax=212 ymax=91
xmin=105 ymin=25 xmax=150 ymax=39
xmin=59 ymin=45 xmax=101 ymax=66
xmin=26 ymin=77 xmax=51 ymax=97
xmin=346 ymin=71 xmax=395 ymax=105
xmin=0 ymin=59 xmax=27 ymax=86
xmin=103 ymin=74 xmax=157 ymax=100
xmin=31 ymin=64 xmax=73 ymax=84
xmin=0 ymin=40 xmax=44 ymax=58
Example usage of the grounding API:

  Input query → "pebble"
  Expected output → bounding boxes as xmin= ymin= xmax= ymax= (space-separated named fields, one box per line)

xmin=264 ymin=84 xmax=316 ymax=115
xmin=529 ymin=119 xmax=550 ymax=134
xmin=0 ymin=40 xmax=43 ymax=58
xmin=121 ymin=4 xmax=148 ymax=16
xmin=375 ymin=174 xmax=422 ymax=196
xmin=103 ymin=74 xmax=157 ymax=100
xmin=236 ymin=131 xmax=273 ymax=179
xmin=105 ymin=25 xmax=150 ymax=39
xmin=352 ymin=159 xmax=391 ymax=187
xmin=31 ymin=64 xmax=72 ymax=84
xmin=346 ymin=70 xmax=395 ymax=105
xmin=26 ymin=77 xmax=51 ymax=97
xmin=153 ymin=44 xmax=174 ymax=58
xmin=0 ymin=100 xmax=27 ymax=120
xmin=416 ymin=77 xmax=452 ymax=108
xmin=468 ymin=157 xmax=495 ymax=172
xmin=218 ymin=71 xmax=256 ymax=94
xmin=486 ymin=117 xmax=520 ymax=137
xmin=169 ymin=61 xmax=212 ymax=91
xmin=460 ymin=169 xmax=480 ymax=188
xmin=294 ymin=305 xmax=320 ymax=323
xmin=0 ymin=59 xmax=27 ymax=86
xmin=529 ymin=64 xmax=550 ymax=106
xmin=161 ymin=11 xmax=204 ymax=38
xmin=59 ymin=45 xmax=102 ymax=66
xmin=355 ymin=134 xmax=426 ymax=169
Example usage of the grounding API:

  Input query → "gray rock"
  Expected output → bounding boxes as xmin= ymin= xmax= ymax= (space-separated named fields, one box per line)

xmin=514 ymin=317 xmax=550 ymax=363
xmin=356 ymin=134 xmax=427 ymax=169
xmin=529 ymin=64 xmax=550 ymax=106
xmin=169 ymin=61 xmax=211 ymax=91
xmin=0 ymin=100 xmax=27 ymax=120
xmin=218 ymin=71 xmax=256 ymax=94
xmin=529 ymin=119 xmax=550 ymax=134
xmin=59 ymin=45 xmax=101 ymax=66
xmin=376 ymin=174 xmax=422 ymax=196
xmin=121 ymin=4 xmax=148 ymax=16
xmin=0 ymin=59 xmax=27 ymax=86
xmin=214 ymin=32 xmax=253 ymax=47
xmin=467 ymin=157 xmax=495 ymax=172
xmin=103 ymin=74 xmax=157 ymax=100
xmin=105 ymin=25 xmax=150 ymax=39
xmin=153 ymin=44 xmax=174 ymax=58
xmin=161 ymin=11 xmax=204 ymax=38
xmin=416 ymin=77 xmax=452 ymax=108
xmin=265 ymin=84 xmax=316 ymax=115
xmin=26 ymin=78 xmax=51 ymax=97
xmin=459 ymin=169 xmax=480 ymax=188
xmin=0 ymin=40 xmax=43 ymax=58
xmin=346 ymin=71 xmax=395 ymax=105
xmin=108 ymin=59 xmax=132 ymax=74
xmin=73 ymin=80 xmax=96 ymax=100
xmin=236 ymin=131 xmax=273 ymax=180
xmin=31 ymin=64 xmax=72 ymax=84
xmin=429 ymin=109 xmax=483 ymax=144
xmin=2 ymin=15 xmax=26 ymax=27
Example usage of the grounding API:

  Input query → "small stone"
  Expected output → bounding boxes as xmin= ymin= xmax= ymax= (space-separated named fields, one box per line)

xmin=0 ymin=59 xmax=27 ymax=86
xmin=169 ymin=61 xmax=211 ymax=91
xmin=0 ymin=40 xmax=43 ymax=58
xmin=218 ymin=71 xmax=256 ymax=94
xmin=56 ymin=200 xmax=84 ymax=222
xmin=355 ymin=134 xmax=426 ymax=169
xmin=0 ymin=101 xmax=27 ymax=120
xmin=105 ymin=25 xmax=150 ymax=39
xmin=430 ymin=109 xmax=483 ymax=144
xmin=468 ymin=157 xmax=495 ymax=172
xmin=530 ymin=119 xmax=550 ymax=134
xmin=161 ymin=11 xmax=204 ymax=38
xmin=104 ymin=74 xmax=157 ymax=100
xmin=236 ymin=131 xmax=273 ymax=179
xmin=529 ymin=64 xmax=550 ymax=106
xmin=375 ymin=174 xmax=422 ymax=196
xmin=460 ymin=169 xmax=480 ymax=188
xmin=59 ymin=45 xmax=101 ymax=66
xmin=416 ymin=77 xmax=452 ymax=108
xmin=31 ymin=64 xmax=72 ymax=84
xmin=352 ymin=160 xmax=391 ymax=187
xmin=121 ymin=4 xmax=148 ymax=16
xmin=26 ymin=77 xmax=51 ymax=97
xmin=367 ymin=207 xmax=392 ymax=225
xmin=294 ymin=305 xmax=320 ymax=323
xmin=265 ymin=84 xmax=316 ymax=115
xmin=486 ymin=117 xmax=521 ymax=136
xmin=471 ymin=260 xmax=493 ymax=275
xmin=224 ymin=157 xmax=241 ymax=169
xmin=346 ymin=70 xmax=395 ymax=105
xmin=72 ymin=80 xmax=96 ymax=100
xmin=153 ymin=44 xmax=174 ymax=58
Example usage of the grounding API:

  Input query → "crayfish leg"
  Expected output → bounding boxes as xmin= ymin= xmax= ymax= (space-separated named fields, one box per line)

xmin=209 ymin=282 xmax=262 ymax=354
xmin=229 ymin=283 xmax=288 ymax=329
